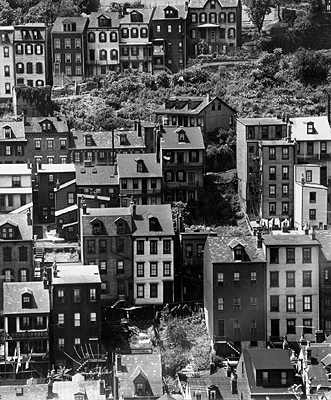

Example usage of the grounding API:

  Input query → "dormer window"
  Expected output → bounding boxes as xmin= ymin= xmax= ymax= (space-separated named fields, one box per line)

xmin=130 ymin=11 xmax=143 ymax=23
xmin=22 ymin=293 xmax=31 ymax=308
xmin=63 ymin=22 xmax=76 ymax=32
xmin=85 ymin=135 xmax=92 ymax=146
xmin=42 ymin=121 xmax=52 ymax=132
xmin=149 ymin=216 xmax=160 ymax=231
xmin=234 ymin=247 xmax=244 ymax=261
xmin=1 ymin=226 xmax=14 ymax=239
xmin=4 ymin=126 xmax=11 ymax=138
xmin=178 ymin=131 xmax=185 ymax=142
xmin=137 ymin=159 xmax=144 ymax=172
xmin=115 ymin=218 xmax=126 ymax=234
xmin=120 ymin=134 xmax=127 ymax=145
xmin=92 ymin=221 xmax=102 ymax=235
xmin=98 ymin=16 xmax=111 ymax=27
xmin=307 ymin=121 xmax=314 ymax=134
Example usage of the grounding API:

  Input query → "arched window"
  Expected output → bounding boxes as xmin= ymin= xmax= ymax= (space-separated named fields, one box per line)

xmin=228 ymin=28 xmax=236 ymax=38
xmin=110 ymin=31 xmax=117 ymax=41
xmin=99 ymin=49 xmax=107 ymax=60
xmin=16 ymin=63 xmax=24 ymax=73
xmin=110 ymin=49 xmax=118 ymax=60
xmin=3 ymin=46 xmax=9 ymax=57
xmin=99 ymin=32 xmax=106 ymax=42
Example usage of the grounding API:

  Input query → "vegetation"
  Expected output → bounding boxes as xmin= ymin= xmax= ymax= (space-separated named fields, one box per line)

xmin=243 ymin=0 xmax=276 ymax=33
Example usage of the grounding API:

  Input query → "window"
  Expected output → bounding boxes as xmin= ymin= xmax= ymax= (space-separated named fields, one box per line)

xmin=287 ymin=295 xmax=296 ymax=312
xmin=136 ymin=240 xmax=144 ymax=255
xmin=150 ymin=262 xmax=158 ymax=277
xmin=54 ymin=39 xmax=60 ymax=49
xmin=5 ymin=83 xmax=10 ymax=94
xmin=88 ymin=32 xmax=95 ymax=42
xmin=36 ymin=62 xmax=43 ymax=74
xmin=3 ymin=247 xmax=11 ymax=262
xmin=233 ymin=320 xmax=240 ymax=333
xmin=117 ymin=260 xmax=124 ymax=274
xmin=270 ymin=295 xmax=279 ymax=312
xmin=228 ymin=12 xmax=236 ymax=22
xmin=191 ymin=13 xmax=197 ymax=22
xmin=217 ymin=272 xmax=224 ymax=285
xmin=150 ymin=240 xmax=158 ymax=255
xmin=270 ymin=271 xmax=279 ymax=287
xmin=250 ymin=320 xmax=257 ymax=333
xmin=100 ymin=261 xmax=107 ymax=274
xmin=12 ymin=176 xmax=21 ymax=187
xmin=4 ymin=46 xmax=9 ymax=57
xmin=67 ymin=192 xmax=74 ymax=205
xmin=270 ymin=248 xmax=279 ymax=263
xmin=137 ymin=262 xmax=144 ymax=277
xmin=57 ymin=289 xmax=65 ymax=303
xmin=121 ymin=28 xmax=129 ymax=38
xmin=282 ymin=166 xmax=289 ymax=179
xmin=233 ymin=297 xmax=241 ymax=310
xmin=234 ymin=272 xmax=240 ymax=285
xmin=74 ymin=288 xmax=81 ymax=303
xmin=58 ymin=313 xmax=64 ymax=326
xmin=286 ymin=248 xmax=295 ymax=263
xmin=287 ymin=319 xmax=296 ymax=334
xmin=282 ymin=184 xmax=289 ymax=197
xmin=65 ymin=38 xmax=71 ymax=49
xmin=282 ymin=202 xmax=289 ymax=214
xmin=35 ymin=44 xmax=43 ymax=54
xmin=309 ymin=192 xmax=316 ymax=203
xmin=90 ymin=312 xmax=97 ymax=323
xmin=19 ymin=246 xmax=27 ymax=262
xmin=88 ymin=240 xmax=95 ymax=253
xmin=306 ymin=170 xmax=312 ymax=182
xmin=282 ymin=147 xmax=289 ymax=159
xmin=19 ymin=269 xmax=27 ymax=282
xmin=16 ymin=63 xmax=24 ymax=74
xmin=324 ymin=269 xmax=329 ymax=284
xmin=163 ymin=262 xmax=171 ymax=276
xmin=47 ymin=139 xmax=53 ymax=150
xmin=309 ymin=209 xmax=316 ymax=220
xmin=303 ymin=248 xmax=311 ymax=263
xmin=137 ymin=284 xmax=144 ymax=298
xmin=99 ymin=32 xmax=106 ymax=42
xmin=303 ymin=295 xmax=312 ymax=311
xmin=303 ymin=319 xmax=312 ymax=334
xmin=303 ymin=271 xmax=312 ymax=287
xmin=228 ymin=28 xmax=235 ymax=38
xmin=75 ymin=38 xmax=81 ymax=48
xmin=116 ymin=238 xmax=124 ymax=253
xmin=286 ymin=271 xmax=295 ymax=287
xmin=269 ymin=147 xmax=276 ymax=160
xmin=269 ymin=185 xmax=276 ymax=198
xmin=269 ymin=167 xmax=276 ymax=180
xmin=4 ymin=65 xmax=10 ymax=77
xmin=217 ymin=297 xmax=224 ymax=311
xmin=269 ymin=202 xmax=276 ymax=214
xmin=90 ymin=288 xmax=96 ymax=301
xmin=321 ymin=142 xmax=327 ymax=153
xmin=74 ymin=313 xmax=80 ymax=326
xmin=16 ymin=44 xmax=23 ymax=54
xmin=150 ymin=283 xmax=158 ymax=298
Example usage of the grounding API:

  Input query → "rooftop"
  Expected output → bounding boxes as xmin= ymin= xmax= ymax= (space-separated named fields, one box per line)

xmin=75 ymin=165 xmax=119 ymax=186
xmin=0 ymin=164 xmax=31 ymax=175
xmin=291 ymin=116 xmax=331 ymax=141
xmin=52 ymin=263 xmax=101 ymax=285
xmin=0 ymin=214 xmax=33 ymax=241
xmin=205 ymin=236 xmax=266 ymax=263
xmin=133 ymin=204 xmax=175 ymax=237
xmin=161 ymin=126 xmax=205 ymax=150
xmin=263 ymin=232 xmax=320 ymax=246
xmin=88 ymin=11 xmax=120 ymax=28
xmin=24 ymin=116 xmax=69 ymax=134
xmin=117 ymin=153 xmax=162 ymax=178
xmin=152 ymin=5 xmax=188 ymax=19
xmin=316 ymin=230 xmax=331 ymax=261
xmin=0 ymin=121 xmax=25 ymax=141
xmin=3 ymin=281 xmax=50 ymax=315
xmin=120 ymin=8 xmax=154 ymax=24
xmin=37 ymin=164 xmax=76 ymax=173
xmin=237 ymin=117 xmax=287 ymax=126
xmin=189 ymin=0 xmax=240 ymax=7
xmin=51 ymin=16 xmax=89 ymax=33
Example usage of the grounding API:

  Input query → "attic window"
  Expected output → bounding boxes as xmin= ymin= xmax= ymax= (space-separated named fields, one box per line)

xmin=234 ymin=247 xmax=244 ymax=261
xmin=131 ymin=12 xmax=143 ymax=23
xmin=92 ymin=221 xmax=102 ymax=235
xmin=178 ymin=131 xmax=185 ymax=142
xmin=99 ymin=17 xmax=111 ymax=27
xmin=116 ymin=220 xmax=125 ymax=234
xmin=137 ymin=160 xmax=144 ymax=172
xmin=120 ymin=134 xmax=127 ymax=145
xmin=42 ymin=122 xmax=52 ymax=132
xmin=85 ymin=135 xmax=92 ymax=146
xmin=307 ymin=122 xmax=314 ymax=134
xmin=135 ymin=382 xmax=146 ymax=396
xmin=149 ymin=216 xmax=159 ymax=231
xmin=22 ymin=293 xmax=31 ymax=308
xmin=2 ymin=226 xmax=14 ymax=239
xmin=4 ymin=127 xmax=11 ymax=138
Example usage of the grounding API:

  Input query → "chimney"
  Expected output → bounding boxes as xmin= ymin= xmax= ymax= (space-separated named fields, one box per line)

xmin=42 ymin=268 xmax=48 ymax=290
xmin=315 ymin=330 xmax=325 ymax=343
xmin=53 ymin=261 xmax=58 ymax=278
xmin=287 ymin=124 xmax=292 ymax=143
xmin=130 ymin=199 xmax=136 ymax=217
xmin=94 ymin=190 xmax=98 ymax=200
xmin=27 ymin=208 xmax=32 ymax=226
xmin=137 ymin=120 xmax=142 ymax=138
xmin=185 ymin=1 xmax=189 ymax=11
xmin=81 ymin=196 xmax=87 ymax=214
xmin=38 ymin=161 xmax=42 ymax=170
xmin=111 ymin=127 xmax=115 ymax=165
xmin=116 ymin=354 xmax=122 ymax=372
xmin=306 ymin=345 xmax=312 ymax=365
xmin=55 ymin=179 xmax=60 ymax=189
xmin=257 ymin=231 xmax=262 ymax=248
xmin=114 ymin=161 xmax=118 ymax=175
xmin=156 ymin=129 xmax=161 ymax=164
xmin=310 ymin=228 xmax=316 ymax=241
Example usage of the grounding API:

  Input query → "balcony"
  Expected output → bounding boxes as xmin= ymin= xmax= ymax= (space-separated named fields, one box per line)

xmin=163 ymin=161 xmax=204 ymax=168
xmin=120 ymin=188 xmax=162 ymax=196
xmin=7 ymin=330 xmax=49 ymax=340
xmin=164 ymin=181 xmax=201 ymax=188
xmin=87 ymin=59 xmax=118 ymax=65
xmin=297 ymin=153 xmax=319 ymax=163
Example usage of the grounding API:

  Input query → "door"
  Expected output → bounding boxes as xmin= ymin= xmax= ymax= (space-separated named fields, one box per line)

xmin=321 ymin=166 xmax=327 ymax=186
xmin=218 ymin=319 xmax=225 ymax=337
xmin=142 ymin=179 xmax=147 ymax=194
xmin=271 ymin=319 xmax=280 ymax=338
xmin=163 ymin=281 xmax=173 ymax=303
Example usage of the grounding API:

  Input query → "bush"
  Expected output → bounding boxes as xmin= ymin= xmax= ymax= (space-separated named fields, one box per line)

xmin=291 ymin=48 xmax=330 ymax=83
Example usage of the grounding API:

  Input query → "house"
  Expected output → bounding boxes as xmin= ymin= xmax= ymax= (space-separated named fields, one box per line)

xmin=315 ymin=230 xmax=331 ymax=336
xmin=204 ymin=235 xmax=266 ymax=356
xmin=0 ymin=26 xmax=15 ymax=101
xmin=13 ymin=23 xmax=50 ymax=88
xmin=291 ymin=116 xmax=331 ymax=187
xmin=34 ymin=163 xmax=75 ymax=224
xmin=236 ymin=349 xmax=296 ymax=399
xmin=87 ymin=12 xmax=120 ymax=76
xmin=263 ymin=231 xmax=320 ymax=345
xmin=119 ymin=8 xmax=154 ymax=72
xmin=117 ymin=153 xmax=162 ymax=206
xmin=187 ymin=0 xmax=242 ymax=57
xmin=69 ymin=129 xmax=146 ymax=165
xmin=2 ymin=281 xmax=50 ymax=378
xmin=80 ymin=206 xmax=134 ymax=305
xmin=160 ymin=126 xmax=205 ymax=221
xmin=133 ymin=204 xmax=175 ymax=305
xmin=0 ymin=164 xmax=32 ymax=213
xmin=51 ymin=17 xmax=88 ymax=86
xmin=179 ymin=227 xmax=217 ymax=302
xmin=23 ymin=116 xmax=70 ymax=166
xmin=294 ymin=164 xmax=328 ymax=230
xmin=150 ymin=5 xmax=188 ymax=73
xmin=236 ymin=116 xmax=291 ymax=220
xmin=115 ymin=349 xmax=163 ymax=399
xmin=49 ymin=263 xmax=102 ymax=372
xmin=155 ymin=95 xmax=236 ymax=136
xmin=0 ymin=120 xmax=27 ymax=164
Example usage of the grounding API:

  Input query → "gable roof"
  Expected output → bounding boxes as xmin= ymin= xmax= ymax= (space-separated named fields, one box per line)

xmin=263 ymin=232 xmax=319 ymax=247
xmin=290 ymin=116 xmax=331 ymax=141
xmin=155 ymin=95 xmax=235 ymax=115
xmin=120 ymin=8 xmax=154 ymax=24
xmin=117 ymin=153 xmax=162 ymax=178
xmin=316 ymin=231 xmax=331 ymax=261
xmin=205 ymin=236 xmax=266 ymax=263
xmin=75 ymin=165 xmax=119 ymax=186
xmin=161 ymin=126 xmax=205 ymax=150
xmin=189 ymin=0 xmax=240 ymax=8
xmin=71 ymin=130 xmax=145 ymax=150
xmin=152 ymin=5 xmax=188 ymax=20
xmin=51 ymin=17 xmax=89 ymax=33
xmin=117 ymin=352 xmax=163 ymax=397
xmin=133 ymin=204 xmax=174 ymax=237
xmin=88 ymin=11 xmax=120 ymax=28
xmin=3 ymin=282 xmax=50 ymax=315
xmin=24 ymin=116 xmax=69 ymax=134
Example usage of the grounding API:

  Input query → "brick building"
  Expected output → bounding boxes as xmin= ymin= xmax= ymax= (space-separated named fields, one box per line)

xmin=24 ymin=116 xmax=70 ymax=167
xmin=155 ymin=95 xmax=236 ymax=137
xmin=80 ymin=206 xmax=134 ymax=305
xmin=51 ymin=17 xmax=88 ymax=86
xmin=0 ymin=27 xmax=15 ymax=101
xmin=204 ymin=235 xmax=266 ymax=356
xmin=0 ymin=120 xmax=26 ymax=164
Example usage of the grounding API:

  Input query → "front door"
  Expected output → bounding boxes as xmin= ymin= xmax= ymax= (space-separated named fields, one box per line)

xmin=271 ymin=319 xmax=280 ymax=338
xmin=163 ymin=281 xmax=173 ymax=303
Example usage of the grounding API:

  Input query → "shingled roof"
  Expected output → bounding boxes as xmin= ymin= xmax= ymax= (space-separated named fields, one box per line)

xmin=51 ymin=17 xmax=88 ymax=33
xmin=52 ymin=263 xmax=101 ymax=285
xmin=88 ymin=12 xmax=120 ymax=28
xmin=133 ymin=204 xmax=174 ymax=237
xmin=0 ymin=214 xmax=33 ymax=241
xmin=152 ymin=5 xmax=188 ymax=20
xmin=189 ymin=0 xmax=240 ymax=8
xmin=291 ymin=116 xmax=331 ymax=141
xmin=24 ymin=116 xmax=69 ymax=134
xmin=117 ymin=153 xmax=162 ymax=178
xmin=76 ymin=165 xmax=119 ymax=186
xmin=0 ymin=121 xmax=25 ymax=141
xmin=161 ymin=126 xmax=205 ymax=150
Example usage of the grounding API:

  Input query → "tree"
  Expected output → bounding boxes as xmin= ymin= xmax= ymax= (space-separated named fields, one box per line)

xmin=243 ymin=0 xmax=275 ymax=33
xmin=292 ymin=48 xmax=330 ymax=84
